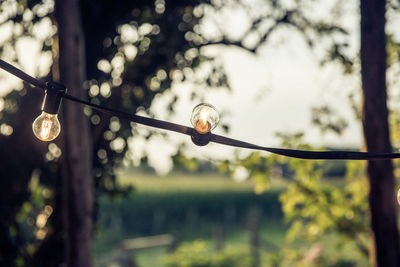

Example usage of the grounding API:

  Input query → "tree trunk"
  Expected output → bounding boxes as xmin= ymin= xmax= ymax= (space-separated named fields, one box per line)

xmin=55 ymin=0 xmax=93 ymax=266
xmin=360 ymin=0 xmax=400 ymax=266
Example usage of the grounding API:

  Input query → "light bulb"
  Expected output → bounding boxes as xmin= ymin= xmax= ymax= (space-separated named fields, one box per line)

xmin=191 ymin=103 xmax=219 ymax=134
xmin=32 ymin=111 xmax=61 ymax=141
xmin=397 ymin=188 xmax=400 ymax=206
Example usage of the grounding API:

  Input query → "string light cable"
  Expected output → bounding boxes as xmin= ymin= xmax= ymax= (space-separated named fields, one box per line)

xmin=1 ymin=58 xmax=400 ymax=160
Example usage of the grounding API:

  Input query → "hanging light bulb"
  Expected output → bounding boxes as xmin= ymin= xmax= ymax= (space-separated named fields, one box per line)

xmin=32 ymin=111 xmax=61 ymax=141
xmin=190 ymin=103 xmax=219 ymax=146
xmin=32 ymin=82 xmax=66 ymax=141
xmin=397 ymin=188 xmax=400 ymax=206
xmin=190 ymin=103 xmax=219 ymax=134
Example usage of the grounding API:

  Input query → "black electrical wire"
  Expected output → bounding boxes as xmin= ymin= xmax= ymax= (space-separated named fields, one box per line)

xmin=210 ymin=134 xmax=400 ymax=160
xmin=63 ymin=94 xmax=193 ymax=136
xmin=1 ymin=58 xmax=400 ymax=160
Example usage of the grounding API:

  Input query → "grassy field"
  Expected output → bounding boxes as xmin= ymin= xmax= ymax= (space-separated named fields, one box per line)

xmin=94 ymin=171 xmax=370 ymax=267
xmin=94 ymin=171 xmax=288 ymax=267
xmin=117 ymin=171 xmax=287 ymax=192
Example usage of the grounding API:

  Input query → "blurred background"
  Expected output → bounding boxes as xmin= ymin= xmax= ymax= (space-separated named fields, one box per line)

xmin=0 ymin=0 xmax=400 ymax=266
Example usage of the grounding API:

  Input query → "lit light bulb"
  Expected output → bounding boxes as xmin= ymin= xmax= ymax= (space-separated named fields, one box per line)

xmin=397 ymin=188 xmax=400 ymax=206
xmin=32 ymin=111 xmax=61 ymax=141
xmin=191 ymin=103 xmax=219 ymax=134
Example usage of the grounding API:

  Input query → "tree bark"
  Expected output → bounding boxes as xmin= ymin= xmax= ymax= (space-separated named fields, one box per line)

xmin=360 ymin=0 xmax=400 ymax=266
xmin=55 ymin=0 xmax=93 ymax=266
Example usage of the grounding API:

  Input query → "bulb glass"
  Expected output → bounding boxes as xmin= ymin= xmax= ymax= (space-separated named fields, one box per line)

xmin=191 ymin=103 xmax=219 ymax=134
xmin=32 ymin=111 xmax=61 ymax=141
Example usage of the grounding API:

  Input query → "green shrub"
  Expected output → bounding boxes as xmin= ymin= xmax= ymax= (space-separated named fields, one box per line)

xmin=165 ymin=240 xmax=252 ymax=267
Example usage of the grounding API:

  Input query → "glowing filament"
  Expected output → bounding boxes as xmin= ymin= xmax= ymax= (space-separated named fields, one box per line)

xmin=40 ymin=119 xmax=52 ymax=140
xmin=195 ymin=108 xmax=211 ymax=133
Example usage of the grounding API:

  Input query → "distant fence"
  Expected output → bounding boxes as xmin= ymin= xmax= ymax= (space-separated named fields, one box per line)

xmin=121 ymin=233 xmax=178 ymax=251
xmin=96 ymin=234 xmax=178 ymax=267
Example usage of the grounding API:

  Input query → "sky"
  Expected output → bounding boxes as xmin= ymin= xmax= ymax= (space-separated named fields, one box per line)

xmin=1 ymin=0 xmax=399 ymax=174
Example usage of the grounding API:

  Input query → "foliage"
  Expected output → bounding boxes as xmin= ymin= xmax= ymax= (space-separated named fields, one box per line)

xmin=80 ymin=0 xmax=231 ymax=194
xmin=311 ymin=105 xmax=348 ymax=135
xmin=232 ymin=133 xmax=370 ymax=266
xmin=165 ymin=240 xmax=252 ymax=267
xmin=277 ymin=159 xmax=369 ymax=266
xmin=0 ymin=1 xmax=57 ymax=264
xmin=172 ymin=149 xmax=220 ymax=173
xmin=8 ymin=171 xmax=53 ymax=266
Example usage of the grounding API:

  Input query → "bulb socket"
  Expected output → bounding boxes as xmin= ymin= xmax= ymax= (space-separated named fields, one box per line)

xmin=191 ymin=130 xmax=211 ymax=146
xmin=42 ymin=82 xmax=67 ymax=114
